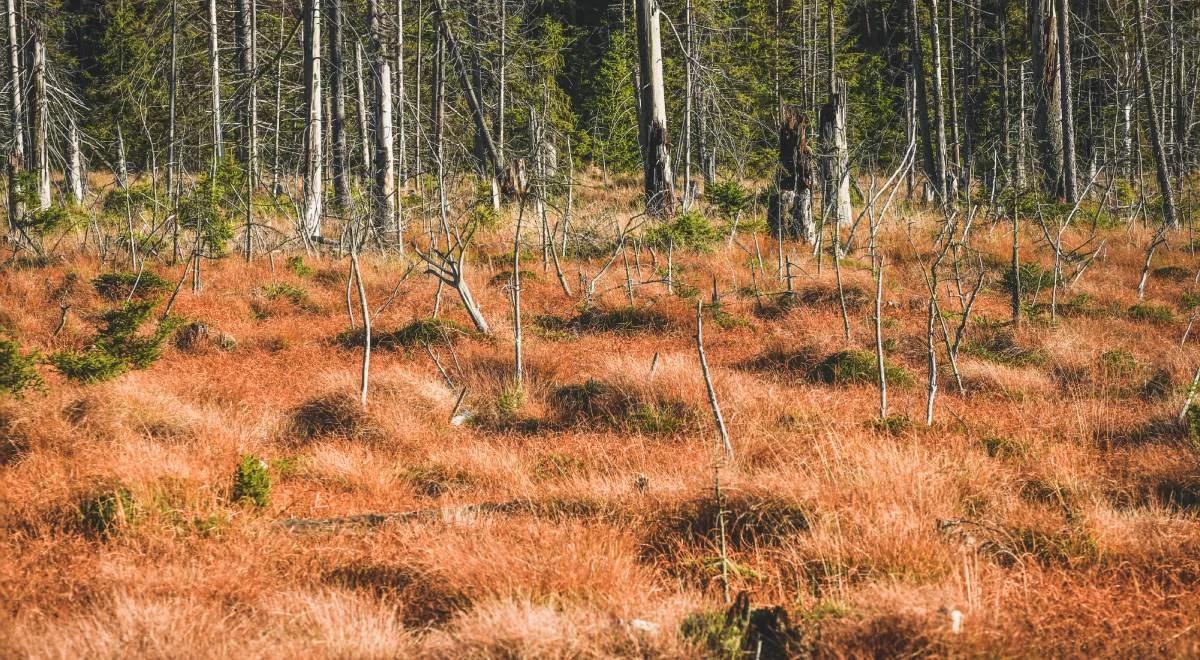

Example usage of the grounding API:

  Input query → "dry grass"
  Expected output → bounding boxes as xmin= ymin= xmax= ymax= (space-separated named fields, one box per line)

xmin=2 ymin=177 xmax=1200 ymax=657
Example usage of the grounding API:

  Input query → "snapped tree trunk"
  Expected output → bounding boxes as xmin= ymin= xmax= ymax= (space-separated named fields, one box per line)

xmin=635 ymin=0 xmax=675 ymax=218
xmin=769 ymin=105 xmax=815 ymax=242
xmin=302 ymin=0 xmax=324 ymax=237
xmin=821 ymin=78 xmax=852 ymax=229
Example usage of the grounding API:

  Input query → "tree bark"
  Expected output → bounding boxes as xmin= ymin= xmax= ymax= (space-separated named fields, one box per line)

xmin=355 ymin=42 xmax=371 ymax=179
xmin=208 ymin=0 xmax=224 ymax=161
xmin=1029 ymin=0 xmax=1063 ymax=199
xmin=369 ymin=0 xmax=395 ymax=235
xmin=29 ymin=27 xmax=48 ymax=210
xmin=635 ymin=0 xmax=674 ymax=217
xmin=302 ymin=0 xmax=324 ymax=237
xmin=328 ymin=0 xmax=351 ymax=211
xmin=236 ymin=0 xmax=258 ymax=179
xmin=1133 ymin=0 xmax=1178 ymax=227
xmin=770 ymin=105 xmax=814 ymax=242
xmin=908 ymin=0 xmax=937 ymax=199
xmin=65 ymin=120 xmax=83 ymax=205
xmin=1055 ymin=0 xmax=1077 ymax=202
xmin=821 ymin=78 xmax=852 ymax=229
xmin=929 ymin=0 xmax=949 ymax=201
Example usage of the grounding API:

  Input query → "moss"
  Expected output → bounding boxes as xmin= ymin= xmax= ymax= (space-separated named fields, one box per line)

xmin=869 ymin=414 xmax=912 ymax=436
xmin=231 ymin=454 xmax=271 ymax=508
xmin=964 ymin=324 xmax=1047 ymax=367
xmin=336 ymin=317 xmax=472 ymax=351
xmin=79 ymin=486 xmax=139 ymax=537
xmin=51 ymin=301 xmax=180 ymax=384
xmin=92 ymin=271 xmax=172 ymax=301
xmin=288 ymin=393 xmax=369 ymax=441
xmin=1001 ymin=262 xmax=1053 ymax=301
xmin=810 ymin=350 xmax=911 ymax=386
xmin=285 ymin=255 xmax=315 ymax=278
xmin=549 ymin=379 xmax=697 ymax=435
xmin=570 ymin=306 xmax=668 ymax=333
xmin=1128 ymin=303 xmax=1176 ymax=325
xmin=403 ymin=463 xmax=475 ymax=498
xmin=1152 ymin=265 xmax=1192 ymax=282
xmin=0 ymin=334 xmax=42 ymax=397
xmin=262 ymin=282 xmax=311 ymax=307
xmin=644 ymin=211 xmax=719 ymax=252
xmin=981 ymin=435 xmax=1027 ymax=459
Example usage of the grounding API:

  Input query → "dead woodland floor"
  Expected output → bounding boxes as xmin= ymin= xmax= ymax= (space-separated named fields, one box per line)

xmin=2 ymin=181 xmax=1200 ymax=658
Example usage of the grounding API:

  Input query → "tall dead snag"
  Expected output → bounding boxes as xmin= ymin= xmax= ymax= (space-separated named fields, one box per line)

xmin=30 ymin=26 xmax=49 ymax=210
xmin=1055 ymin=0 xmax=1076 ymax=203
xmin=820 ymin=78 xmax=852 ymax=229
xmin=432 ymin=0 xmax=519 ymax=199
xmin=4 ymin=0 xmax=22 ymax=232
xmin=907 ymin=0 xmax=936 ymax=200
xmin=768 ymin=105 xmax=814 ymax=242
xmin=208 ymin=0 xmax=223 ymax=161
xmin=1133 ymin=0 xmax=1178 ymax=228
xmin=237 ymin=0 xmax=258 ymax=260
xmin=635 ymin=0 xmax=674 ymax=217
xmin=65 ymin=120 xmax=84 ymax=205
xmin=369 ymin=0 xmax=395 ymax=235
xmin=328 ymin=0 xmax=351 ymax=211
xmin=1029 ymin=0 xmax=1063 ymax=199
xmin=236 ymin=0 xmax=258 ymax=179
xmin=302 ymin=0 xmax=324 ymax=238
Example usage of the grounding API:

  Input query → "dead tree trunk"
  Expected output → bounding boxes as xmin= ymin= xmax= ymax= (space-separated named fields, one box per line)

xmin=1029 ymin=0 xmax=1063 ymax=199
xmin=821 ymin=78 xmax=852 ymax=229
xmin=369 ymin=0 xmax=395 ymax=235
xmin=302 ymin=0 xmax=324 ymax=237
xmin=635 ymin=0 xmax=674 ymax=218
xmin=1133 ymin=0 xmax=1178 ymax=228
xmin=4 ymin=0 xmax=19 ymax=232
xmin=328 ymin=0 xmax=351 ymax=211
xmin=65 ymin=120 xmax=84 ymax=205
xmin=395 ymin=0 xmax=407 ymax=190
xmin=908 ymin=0 xmax=937 ymax=199
xmin=208 ymin=0 xmax=224 ymax=161
xmin=354 ymin=42 xmax=371 ymax=178
xmin=769 ymin=105 xmax=814 ymax=242
xmin=929 ymin=0 xmax=950 ymax=200
xmin=29 ymin=27 xmax=48 ymax=210
xmin=1055 ymin=0 xmax=1076 ymax=203
xmin=236 ymin=0 xmax=258 ymax=180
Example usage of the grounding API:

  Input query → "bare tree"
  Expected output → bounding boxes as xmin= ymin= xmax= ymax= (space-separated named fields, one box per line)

xmin=1133 ymin=0 xmax=1178 ymax=228
xmin=328 ymin=0 xmax=351 ymax=210
xmin=302 ymin=0 xmax=324 ymax=238
xmin=635 ymin=0 xmax=674 ymax=217
xmin=369 ymin=0 xmax=395 ymax=235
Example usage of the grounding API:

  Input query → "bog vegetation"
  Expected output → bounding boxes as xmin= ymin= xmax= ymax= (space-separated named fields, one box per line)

xmin=2 ymin=0 xmax=1200 ymax=656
